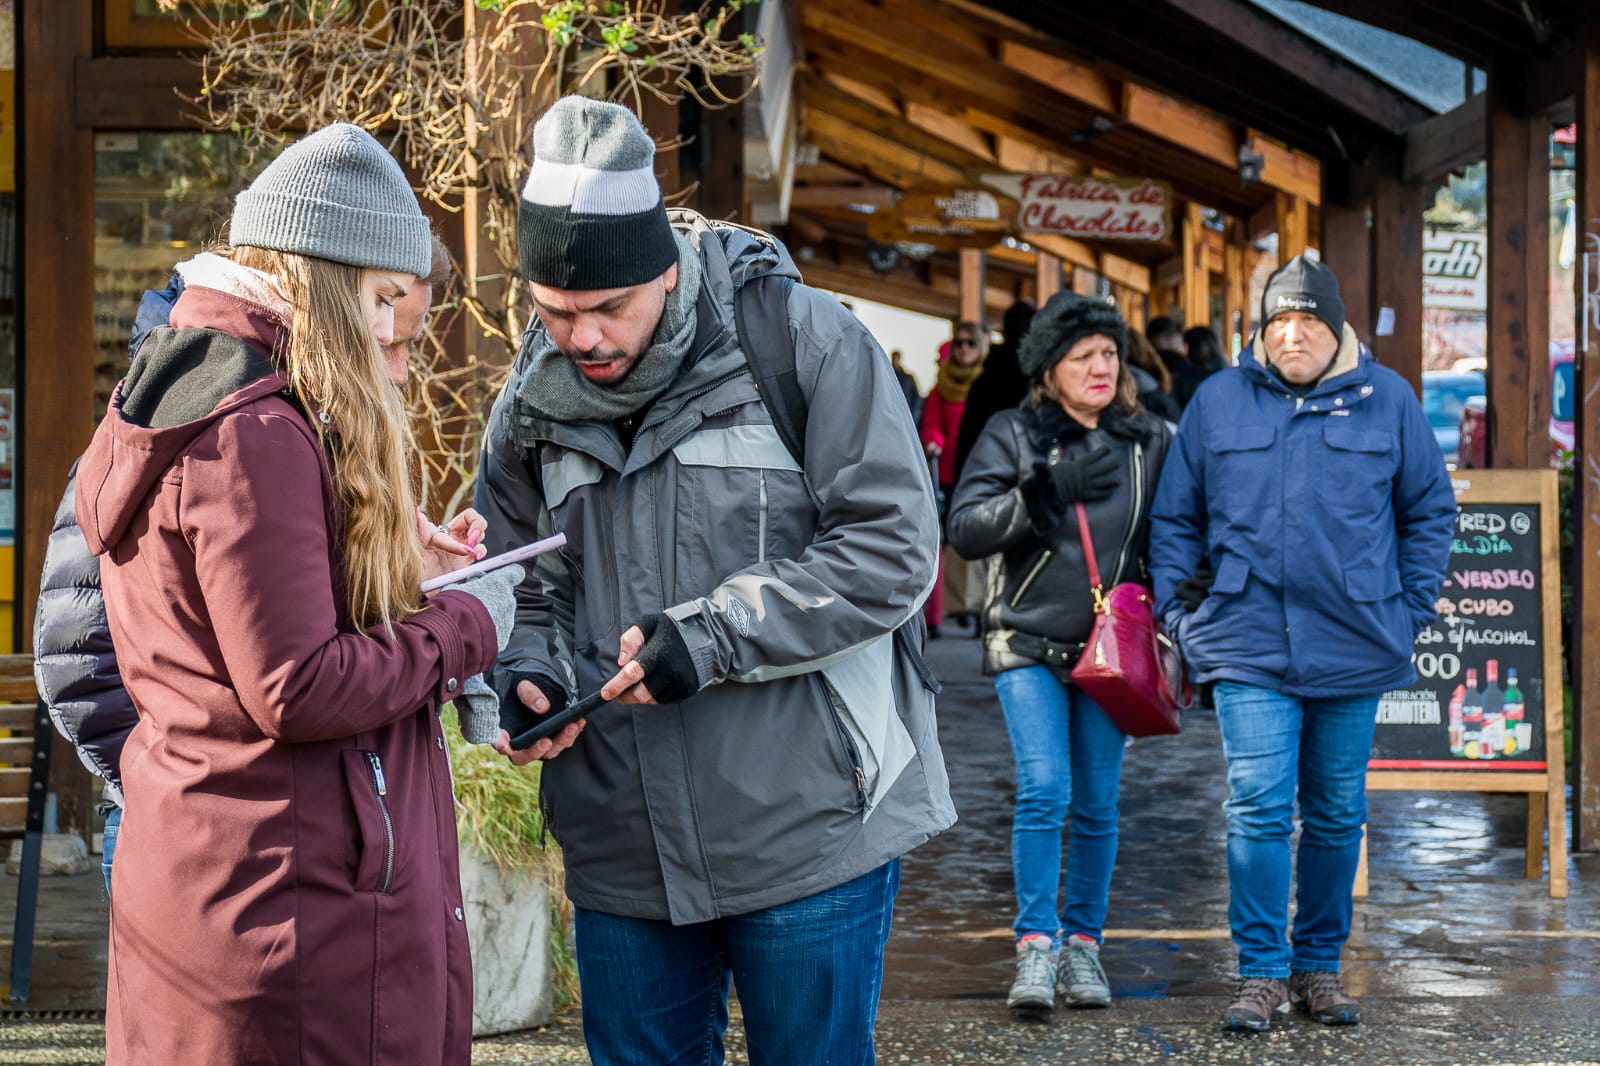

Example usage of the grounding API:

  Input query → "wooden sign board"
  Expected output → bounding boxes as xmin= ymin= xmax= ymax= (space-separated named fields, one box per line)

xmin=1015 ymin=174 xmax=1171 ymax=242
xmin=1357 ymin=468 xmax=1567 ymax=898
xmin=866 ymin=187 xmax=1016 ymax=251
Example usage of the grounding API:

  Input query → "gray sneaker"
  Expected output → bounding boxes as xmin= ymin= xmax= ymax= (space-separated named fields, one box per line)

xmin=1006 ymin=936 xmax=1056 ymax=1010
xmin=1056 ymin=934 xmax=1111 ymax=1008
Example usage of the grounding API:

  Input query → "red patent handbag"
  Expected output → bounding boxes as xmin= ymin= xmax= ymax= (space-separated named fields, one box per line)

xmin=1067 ymin=503 xmax=1192 ymax=736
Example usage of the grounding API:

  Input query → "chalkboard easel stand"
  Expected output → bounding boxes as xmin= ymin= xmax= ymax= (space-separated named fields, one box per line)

xmin=1353 ymin=469 xmax=1569 ymax=900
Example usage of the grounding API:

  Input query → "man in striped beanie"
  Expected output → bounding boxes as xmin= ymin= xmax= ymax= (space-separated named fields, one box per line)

xmin=475 ymin=95 xmax=955 ymax=1065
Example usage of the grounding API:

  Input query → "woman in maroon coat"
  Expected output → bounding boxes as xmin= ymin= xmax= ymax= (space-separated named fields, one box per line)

xmin=75 ymin=125 xmax=517 ymax=1065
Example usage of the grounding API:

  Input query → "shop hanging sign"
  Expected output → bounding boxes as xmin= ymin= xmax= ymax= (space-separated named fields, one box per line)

xmin=1016 ymin=175 xmax=1170 ymax=241
xmin=1423 ymin=230 xmax=1487 ymax=312
xmin=865 ymin=187 xmax=1017 ymax=251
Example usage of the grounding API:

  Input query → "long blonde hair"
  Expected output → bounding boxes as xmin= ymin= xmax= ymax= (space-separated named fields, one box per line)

xmin=232 ymin=246 xmax=422 ymax=632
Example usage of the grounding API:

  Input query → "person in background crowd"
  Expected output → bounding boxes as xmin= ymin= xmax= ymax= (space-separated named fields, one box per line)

xmin=921 ymin=321 xmax=987 ymax=638
xmin=74 ymin=125 xmax=515 ymax=1065
xmin=949 ymin=292 xmax=1171 ymax=1015
xmin=1150 ymin=255 xmax=1455 ymax=1033
xmin=1122 ymin=327 xmax=1181 ymax=424
xmin=477 ymin=96 xmax=953 ymax=1066
xmin=1146 ymin=314 xmax=1208 ymax=412
xmin=1184 ymin=325 xmax=1230 ymax=374
xmin=889 ymin=346 xmax=923 ymax=422
xmin=34 ymin=236 xmax=451 ymax=898
xmin=953 ymin=299 xmax=1035 ymax=485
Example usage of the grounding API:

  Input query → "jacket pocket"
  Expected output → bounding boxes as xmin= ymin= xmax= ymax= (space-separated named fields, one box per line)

xmin=1322 ymin=423 xmax=1398 ymax=505
xmin=341 ymin=749 xmax=395 ymax=895
xmin=1206 ymin=426 xmax=1275 ymax=510
xmin=1344 ymin=562 xmax=1402 ymax=602
xmin=1212 ymin=553 xmax=1250 ymax=595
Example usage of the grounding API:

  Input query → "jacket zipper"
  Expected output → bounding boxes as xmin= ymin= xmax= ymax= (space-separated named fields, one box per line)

xmin=1010 ymin=549 xmax=1054 ymax=607
xmin=365 ymin=752 xmax=396 ymax=895
xmin=1109 ymin=441 xmax=1145 ymax=586
xmin=757 ymin=471 xmax=768 ymax=562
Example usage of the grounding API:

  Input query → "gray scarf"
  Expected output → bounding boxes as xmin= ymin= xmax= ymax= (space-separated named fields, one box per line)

xmin=516 ymin=231 xmax=703 ymax=423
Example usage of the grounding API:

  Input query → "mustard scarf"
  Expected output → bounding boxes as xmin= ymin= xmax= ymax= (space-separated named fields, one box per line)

xmin=934 ymin=358 xmax=983 ymax=403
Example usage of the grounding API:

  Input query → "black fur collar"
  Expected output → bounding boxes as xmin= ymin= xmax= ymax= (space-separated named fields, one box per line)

xmin=1022 ymin=398 xmax=1152 ymax=450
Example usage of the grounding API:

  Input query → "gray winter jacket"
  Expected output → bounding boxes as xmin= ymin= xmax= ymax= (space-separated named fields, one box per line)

xmin=475 ymin=212 xmax=955 ymax=924
xmin=948 ymin=400 xmax=1172 ymax=677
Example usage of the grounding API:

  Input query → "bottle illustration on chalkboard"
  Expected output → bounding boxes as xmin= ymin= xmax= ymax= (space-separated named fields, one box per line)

xmin=1460 ymin=668 xmax=1483 ymax=759
xmin=1480 ymin=659 xmax=1504 ymax=760
xmin=1447 ymin=683 xmax=1466 ymax=755
xmin=1504 ymin=667 xmax=1527 ymax=756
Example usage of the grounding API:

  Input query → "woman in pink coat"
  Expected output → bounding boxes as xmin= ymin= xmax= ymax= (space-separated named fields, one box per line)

xmin=920 ymin=321 xmax=987 ymax=636
xmin=76 ymin=125 xmax=531 ymax=1066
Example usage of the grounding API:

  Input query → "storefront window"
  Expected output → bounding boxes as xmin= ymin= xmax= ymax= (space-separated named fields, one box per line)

xmin=93 ymin=131 xmax=276 ymax=416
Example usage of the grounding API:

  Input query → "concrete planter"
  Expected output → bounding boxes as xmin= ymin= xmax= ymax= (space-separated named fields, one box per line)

xmin=459 ymin=844 xmax=554 ymax=1036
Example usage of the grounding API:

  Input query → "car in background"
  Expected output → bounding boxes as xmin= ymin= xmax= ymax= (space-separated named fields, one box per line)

xmin=1454 ymin=341 xmax=1574 ymax=469
xmin=1422 ymin=369 xmax=1485 ymax=465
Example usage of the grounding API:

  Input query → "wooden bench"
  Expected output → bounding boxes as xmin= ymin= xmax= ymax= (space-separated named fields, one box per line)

xmin=0 ymin=653 xmax=51 ymax=1004
xmin=0 ymin=654 xmax=42 ymax=840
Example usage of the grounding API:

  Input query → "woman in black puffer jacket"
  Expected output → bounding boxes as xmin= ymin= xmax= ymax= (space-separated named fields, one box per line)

xmin=948 ymin=292 xmax=1171 ymax=1016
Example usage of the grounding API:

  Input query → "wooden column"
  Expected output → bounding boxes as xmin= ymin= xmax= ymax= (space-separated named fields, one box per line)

xmin=1320 ymin=198 xmax=1373 ymax=341
xmin=1370 ymin=166 xmax=1426 ymax=397
xmin=1276 ymin=192 xmax=1310 ymax=261
xmin=1181 ymin=202 xmax=1209 ymax=327
xmin=1035 ymin=251 xmax=1062 ymax=305
xmin=1571 ymin=8 xmax=1600 ymax=850
xmin=959 ymin=248 xmax=986 ymax=328
xmin=1486 ymin=61 xmax=1552 ymax=469
xmin=21 ymin=3 xmax=94 ymax=637
xmin=1222 ymin=220 xmax=1248 ymax=354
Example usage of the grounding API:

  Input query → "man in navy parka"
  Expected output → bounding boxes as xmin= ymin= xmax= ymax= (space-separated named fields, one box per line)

xmin=1150 ymin=255 xmax=1455 ymax=1033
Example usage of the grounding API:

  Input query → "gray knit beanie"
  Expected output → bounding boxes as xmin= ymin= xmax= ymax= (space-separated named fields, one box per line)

xmin=230 ymin=123 xmax=431 ymax=278
xmin=519 ymin=96 xmax=677 ymax=290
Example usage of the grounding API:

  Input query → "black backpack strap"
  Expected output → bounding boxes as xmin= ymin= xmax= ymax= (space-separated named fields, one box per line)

xmin=734 ymin=274 xmax=805 ymax=465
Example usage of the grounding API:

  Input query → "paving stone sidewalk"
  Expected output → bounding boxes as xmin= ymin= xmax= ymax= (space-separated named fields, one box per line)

xmin=4 ymin=631 xmax=1599 ymax=1064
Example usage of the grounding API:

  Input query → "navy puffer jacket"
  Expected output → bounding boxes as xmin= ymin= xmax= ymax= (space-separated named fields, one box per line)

xmin=1149 ymin=325 xmax=1456 ymax=698
xmin=32 ymin=275 xmax=182 ymax=805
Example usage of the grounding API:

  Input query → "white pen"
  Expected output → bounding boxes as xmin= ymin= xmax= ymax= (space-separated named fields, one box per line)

xmin=421 ymin=532 xmax=568 ymax=593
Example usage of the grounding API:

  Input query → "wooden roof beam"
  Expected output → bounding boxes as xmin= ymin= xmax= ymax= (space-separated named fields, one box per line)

xmin=1163 ymin=0 xmax=1432 ymax=136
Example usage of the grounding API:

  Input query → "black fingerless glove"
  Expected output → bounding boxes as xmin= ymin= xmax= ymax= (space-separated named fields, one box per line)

xmin=498 ymin=671 xmax=568 ymax=738
xmin=1050 ymin=443 xmax=1120 ymax=504
xmin=1174 ymin=562 xmax=1215 ymax=612
xmin=632 ymin=613 xmax=701 ymax=704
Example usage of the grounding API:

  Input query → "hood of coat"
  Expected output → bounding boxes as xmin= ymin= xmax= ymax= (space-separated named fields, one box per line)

xmin=77 ymin=260 xmax=295 ymax=557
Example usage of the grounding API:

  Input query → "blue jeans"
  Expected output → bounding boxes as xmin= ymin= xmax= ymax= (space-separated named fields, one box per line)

xmin=101 ymin=805 xmax=121 ymax=898
xmin=573 ymin=860 xmax=899 ymax=1066
xmin=995 ymin=665 xmax=1126 ymax=943
xmin=1212 ymin=682 xmax=1379 ymax=978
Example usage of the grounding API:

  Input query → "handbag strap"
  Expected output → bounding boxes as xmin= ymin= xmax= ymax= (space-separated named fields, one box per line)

xmin=1073 ymin=502 xmax=1106 ymax=610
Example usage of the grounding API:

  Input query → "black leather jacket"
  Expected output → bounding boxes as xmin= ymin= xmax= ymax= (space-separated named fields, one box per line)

xmin=948 ymin=399 xmax=1171 ymax=677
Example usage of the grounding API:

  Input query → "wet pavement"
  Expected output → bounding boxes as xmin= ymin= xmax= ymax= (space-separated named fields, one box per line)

xmin=5 ymin=626 xmax=1600 ymax=1063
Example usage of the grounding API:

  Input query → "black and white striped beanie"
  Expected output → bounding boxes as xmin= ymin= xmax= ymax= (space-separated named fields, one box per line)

xmin=519 ymin=96 xmax=677 ymax=290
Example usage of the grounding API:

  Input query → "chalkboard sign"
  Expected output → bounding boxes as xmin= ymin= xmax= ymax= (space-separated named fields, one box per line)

xmin=1360 ymin=469 xmax=1567 ymax=898
xmin=1370 ymin=502 xmax=1547 ymax=770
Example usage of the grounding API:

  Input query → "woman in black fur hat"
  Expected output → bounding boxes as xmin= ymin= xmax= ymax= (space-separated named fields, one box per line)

xmin=947 ymin=291 xmax=1173 ymax=1015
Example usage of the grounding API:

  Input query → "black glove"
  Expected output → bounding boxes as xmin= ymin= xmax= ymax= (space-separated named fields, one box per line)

xmin=628 ymin=613 xmax=701 ymax=704
xmin=499 ymin=671 xmax=568 ymax=740
xmin=1174 ymin=562 xmax=1215 ymax=612
xmin=1049 ymin=444 xmax=1120 ymax=504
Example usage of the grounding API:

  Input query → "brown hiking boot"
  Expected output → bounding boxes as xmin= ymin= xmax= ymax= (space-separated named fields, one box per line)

xmin=1221 ymin=977 xmax=1288 ymax=1032
xmin=1290 ymin=970 xmax=1361 ymax=1025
